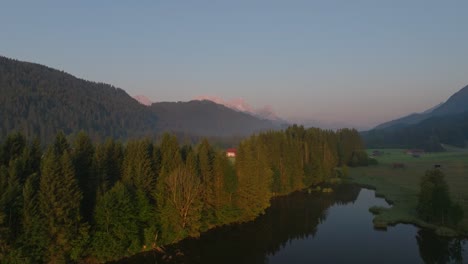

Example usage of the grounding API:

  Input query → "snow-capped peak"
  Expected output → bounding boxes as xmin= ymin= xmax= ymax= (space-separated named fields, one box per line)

xmin=133 ymin=95 xmax=153 ymax=106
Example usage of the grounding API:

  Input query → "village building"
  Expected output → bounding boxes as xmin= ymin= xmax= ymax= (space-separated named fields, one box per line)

xmin=405 ymin=149 xmax=425 ymax=157
xmin=371 ymin=150 xmax=384 ymax=157
xmin=226 ymin=148 xmax=237 ymax=158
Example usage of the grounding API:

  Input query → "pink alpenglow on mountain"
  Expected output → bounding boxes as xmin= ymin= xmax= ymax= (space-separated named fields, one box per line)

xmin=133 ymin=95 xmax=153 ymax=106
xmin=195 ymin=96 xmax=280 ymax=121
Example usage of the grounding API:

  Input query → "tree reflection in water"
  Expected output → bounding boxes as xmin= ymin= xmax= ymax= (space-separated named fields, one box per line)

xmin=114 ymin=184 xmax=466 ymax=264
xmin=114 ymin=184 xmax=360 ymax=264
xmin=417 ymin=229 xmax=465 ymax=264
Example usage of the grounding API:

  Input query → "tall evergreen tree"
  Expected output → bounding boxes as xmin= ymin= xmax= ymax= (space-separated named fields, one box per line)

xmin=94 ymin=139 xmax=123 ymax=196
xmin=121 ymin=139 xmax=158 ymax=248
xmin=39 ymin=147 xmax=87 ymax=263
xmin=197 ymin=139 xmax=216 ymax=228
xmin=23 ymin=137 xmax=42 ymax=180
xmin=235 ymin=138 xmax=272 ymax=221
xmin=122 ymin=139 xmax=156 ymax=194
xmin=18 ymin=173 xmax=46 ymax=262
xmin=53 ymin=131 xmax=70 ymax=156
xmin=0 ymin=162 xmax=21 ymax=246
xmin=72 ymin=131 xmax=96 ymax=222
xmin=212 ymin=152 xmax=238 ymax=223
xmin=154 ymin=134 xmax=182 ymax=243
xmin=91 ymin=182 xmax=140 ymax=262
xmin=158 ymin=134 xmax=182 ymax=177
xmin=1 ymin=132 xmax=26 ymax=166
xmin=417 ymin=169 xmax=458 ymax=225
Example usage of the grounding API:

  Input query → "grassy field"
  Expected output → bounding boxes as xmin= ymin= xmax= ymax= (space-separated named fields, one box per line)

xmin=347 ymin=147 xmax=468 ymax=236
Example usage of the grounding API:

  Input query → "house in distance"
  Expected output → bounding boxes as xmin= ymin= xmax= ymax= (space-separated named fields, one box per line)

xmin=405 ymin=149 xmax=425 ymax=158
xmin=226 ymin=148 xmax=237 ymax=158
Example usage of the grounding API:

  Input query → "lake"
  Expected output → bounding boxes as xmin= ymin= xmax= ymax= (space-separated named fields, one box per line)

xmin=116 ymin=184 xmax=467 ymax=264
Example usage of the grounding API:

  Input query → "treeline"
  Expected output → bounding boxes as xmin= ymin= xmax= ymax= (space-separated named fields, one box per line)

xmin=125 ymin=184 xmax=362 ymax=264
xmin=363 ymin=111 xmax=468 ymax=151
xmin=0 ymin=126 xmax=367 ymax=263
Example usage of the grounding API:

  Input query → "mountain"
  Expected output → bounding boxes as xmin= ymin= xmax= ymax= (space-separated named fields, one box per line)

xmin=194 ymin=96 xmax=284 ymax=122
xmin=374 ymin=112 xmax=431 ymax=130
xmin=0 ymin=56 xmax=278 ymax=143
xmin=0 ymin=56 xmax=158 ymax=143
xmin=374 ymin=85 xmax=468 ymax=130
xmin=150 ymin=100 xmax=278 ymax=137
xmin=365 ymin=84 xmax=468 ymax=150
xmin=133 ymin=95 xmax=153 ymax=106
xmin=430 ymin=85 xmax=468 ymax=115
xmin=364 ymin=111 xmax=468 ymax=151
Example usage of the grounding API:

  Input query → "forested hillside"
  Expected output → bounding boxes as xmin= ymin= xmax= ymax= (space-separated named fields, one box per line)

xmin=374 ymin=85 xmax=468 ymax=130
xmin=0 ymin=56 xmax=278 ymax=144
xmin=365 ymin=84 xmax=468 ymax=151
xmin=364 ymin=111 xmax=468 ymax=151
xmin=0 ymin=126 xmax=367 ymax=263
xmin=0 ymin=56 xmax=157 ymax=143
xmin=150 ymin=100 xmax=278 ymax=137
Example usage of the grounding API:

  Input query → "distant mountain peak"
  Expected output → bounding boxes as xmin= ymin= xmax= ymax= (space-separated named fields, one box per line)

xmin=133 ymin=95 xmax=153 ymax=106
xmin=0 ymin=56 xmax=280 ymax=141
xmin=373 ymin=84 xmax=468 ymax=130
xmin=150 ymin=99 xmax=279 ymax=137
xmin=194 ymin=95 xmax=281 ymax=121
xmin=431 ymin=84 xmax=468 ymax=115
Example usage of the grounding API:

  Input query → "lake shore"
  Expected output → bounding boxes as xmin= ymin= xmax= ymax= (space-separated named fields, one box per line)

xmin=347 ymin=148 xmax=468 ymax=238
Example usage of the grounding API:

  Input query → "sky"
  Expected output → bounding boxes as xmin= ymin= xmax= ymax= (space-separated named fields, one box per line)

xmin=2 ymin=1 xmax=468 ymax=129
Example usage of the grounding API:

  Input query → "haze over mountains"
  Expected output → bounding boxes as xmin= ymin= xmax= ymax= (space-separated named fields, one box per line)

xmin=134 ymin=94 xmax=283 ymax=123
xmin=150 ymin=100 xmax=278 ymax=137
xmin=2 ymin=54 xmax=467 ymax=150
xmin=364 ymin=84 xmax=468 ymax=150
xmin=0 ymin=56 xmax=280 ymax=144
xmin=134 ymin=94 xmax=355 ymax=130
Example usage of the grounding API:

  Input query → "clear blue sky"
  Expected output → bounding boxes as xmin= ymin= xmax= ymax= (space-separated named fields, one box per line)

xmin=2 ymin=0 xmax=468 ymax=129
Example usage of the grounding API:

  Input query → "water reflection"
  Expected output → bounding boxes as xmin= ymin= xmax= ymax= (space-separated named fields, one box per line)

xmin=115 ymin=184 xmax=466 ymax=264
xmin=417 ymin=229 xmax=465 ymax=264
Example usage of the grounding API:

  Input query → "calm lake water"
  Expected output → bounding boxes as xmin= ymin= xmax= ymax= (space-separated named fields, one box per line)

xmin=117 ymin=184 xmax=467 ymax=264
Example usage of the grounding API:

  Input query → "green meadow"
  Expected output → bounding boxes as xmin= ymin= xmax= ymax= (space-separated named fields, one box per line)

xmin=348 ymin=147 xmax=468 ymax=236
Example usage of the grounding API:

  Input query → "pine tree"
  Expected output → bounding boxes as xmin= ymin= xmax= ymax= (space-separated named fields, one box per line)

xmin=0 ymin=165 xmax=19 ymax=261
xmin=94 ymin=139 xmax=123 ymax=196
xmin=53 ymin=131 xmax=70 ymax=156
xmin=122 ymin=139 xmax=156 ymax=195
xmin=154 ymin=134 xmax=182 ymax=243
xmin=197 ymin=139 xmax=216 ymax=228
xmin=18 ymin=173 xmax=46 ymax=262
xmin=158 ymin=134 xmax=182 ymax=177
xmin=91 ymin=182 xmax=140 ymax=262
xmin=23 ymin=137 xmax=41 ymax=179
xmin=72 ymin=131 xmax=96 ymax=222
xmin=417 ymin=169 xmax=462 ymax=225
xmin=212 ymin=152 xmax=238 ymax=223
xmin=235 ymin=138 xmax=272 ymax=221
xmin=0 ymin=162 xmax=22 ymax=246
xmin=1 ymin=132 xmax=26 ymax=166
xmin=39 ymin=148 xmax=87 ymax=263
xmin=121 ymin=139 xmax=158 ymax=249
